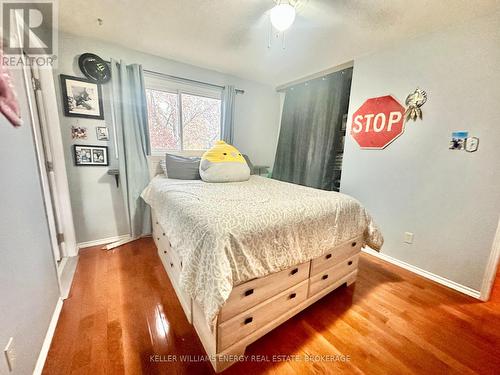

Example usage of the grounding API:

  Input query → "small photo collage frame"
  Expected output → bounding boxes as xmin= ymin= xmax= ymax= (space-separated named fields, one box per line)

xmin=74 ymin=145 xmax=109 ymax=166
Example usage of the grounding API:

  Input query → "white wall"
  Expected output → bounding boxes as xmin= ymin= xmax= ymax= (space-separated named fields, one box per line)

xmin=341 ymin=13 xmax=500 ymax=291
xmin=0 ymin=70 xmax=60 ymax=374
xmin=55 ymin=32 xmax=280 ymax=244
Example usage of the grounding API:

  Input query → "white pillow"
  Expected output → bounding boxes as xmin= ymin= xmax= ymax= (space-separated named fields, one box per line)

xmin=159 ymin=159 xmax=167 ymax=176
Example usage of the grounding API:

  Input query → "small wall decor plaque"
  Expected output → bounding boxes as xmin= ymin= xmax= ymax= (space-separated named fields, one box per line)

xmin=71 ymin=125 xmax=87 ymax=139
xmin=449 ymin=131 xmax=468 ymax=150
xmin=405 ymin=88 xmax=427 ymax=121
xmin=465 ymin=137 xmax=479 ymax=152
xmin=96 ymin=126 xmax=109 ymax=141
xmin=73 ymin=145 xmax=109 ymax=166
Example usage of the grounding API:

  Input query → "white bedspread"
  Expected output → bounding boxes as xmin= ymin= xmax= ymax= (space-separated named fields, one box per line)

xmin=141 ymin=175 xmax=383 ymax=325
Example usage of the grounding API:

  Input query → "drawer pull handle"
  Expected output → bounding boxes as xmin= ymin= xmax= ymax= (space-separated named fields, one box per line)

xmin=325 ymin=254 xmax=332 ymax=259
xmin=157 ymin=238 xmax=160 ymax=241
xmin=348 ymin=260 xmax=353 ymax=266
xmin=156 ymin=221 xmax=158 ymax=225
xmin=244 ymin=289 xmax=254 ymax=297
xmin=352 ymin=241 xmax=357 ymax=247
xmin=180 ymin=261 xmax=183 ymax=268
xmin=168 ymin=242 xmax=172 ymax=247
xmin=163 ymin=250 xmax=167 ymax=254
xmin=290 ymin=268 xmax=299 ymax=275
xmin=170 ymin=262 xmax=173 ymax=268
xmin=289 ymin=293 xmax=297 ymax=299
xmin=244 ymin=317 xmax=253 ymax=325
xmin=322 ymin=274 xmax=329 ymax=280
xmin=163 ymin=233 xmax=166 ymax=236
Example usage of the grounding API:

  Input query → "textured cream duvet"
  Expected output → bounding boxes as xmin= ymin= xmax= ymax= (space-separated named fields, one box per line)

xmin=141 ymin=175 xmax=383 ymax=325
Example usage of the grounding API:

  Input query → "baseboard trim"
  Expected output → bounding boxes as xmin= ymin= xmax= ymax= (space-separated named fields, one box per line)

xmin=77 ymin=234 xmax=129 ymax=251
xmin=362 ymin=248 xmax=481 ymax=299
xmin=59 ymin=256 xmax=78 ymax=300
xmin=480 ymin=219 xmax=500 ymax=301
xmin=33 ymin=297 xmax=63 ymax=375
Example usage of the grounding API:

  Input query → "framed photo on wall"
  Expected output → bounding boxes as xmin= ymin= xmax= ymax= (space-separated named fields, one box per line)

xmin=73 ymin=145 xmax=109 ymax=166
xmin=60 ymin=75 xmax=104 ymax=119
xmin=71 ymin=126 xmax=88 ymax=139
xmin=96 ymin=126 xmax=109 ymax=140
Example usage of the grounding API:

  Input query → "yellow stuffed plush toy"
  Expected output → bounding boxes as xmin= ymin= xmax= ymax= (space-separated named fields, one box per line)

xmin=199 ymin=141 xmax=250 ymax=182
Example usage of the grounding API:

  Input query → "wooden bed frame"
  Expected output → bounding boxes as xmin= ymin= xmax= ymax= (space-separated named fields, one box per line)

xmin=148 ymin=155 xmax=363 ymax=372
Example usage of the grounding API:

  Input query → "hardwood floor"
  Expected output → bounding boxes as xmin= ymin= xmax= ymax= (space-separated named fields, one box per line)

xmin=43 ymin=238 xmax=500 ymax=374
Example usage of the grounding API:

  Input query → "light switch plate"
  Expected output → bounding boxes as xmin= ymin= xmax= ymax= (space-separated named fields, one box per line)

xmin=4 ymin=337 xmax=15 ymax=372
xmin=404 ymin=232 xmax=414 ymax=244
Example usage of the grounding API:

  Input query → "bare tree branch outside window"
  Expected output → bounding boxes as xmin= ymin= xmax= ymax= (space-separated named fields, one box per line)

xmin=181 ymin=93 xmax=221 ymax=150
xmin=145 ymin=88 xmax=221 ymax=153
xmin=145 ymin=89 xmax=180 ymax=150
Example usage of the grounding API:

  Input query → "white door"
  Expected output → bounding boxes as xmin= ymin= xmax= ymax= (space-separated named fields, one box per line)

xmin=11 ymin=7 xmax=77 ymax=300
xmin=24 ymin=60 xmax=78 ymax=263
xmin=29 ymin=64 xmax=65 ymax=262
xmin=6 ymin=0 xmax=64 ymax=264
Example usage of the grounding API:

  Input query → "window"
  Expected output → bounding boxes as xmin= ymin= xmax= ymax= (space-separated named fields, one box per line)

xmin=145 ymin=90 xmax=180 ymax=150
xmin=181 ymin=93 xmax=221 ymax=150
xmin=145 ymin=77 xmax=222 ymax=153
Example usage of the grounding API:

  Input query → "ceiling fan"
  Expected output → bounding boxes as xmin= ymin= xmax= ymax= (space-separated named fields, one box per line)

xmin=268 ymin=0 xmax=302 ymax=49
xmin=270 ymin=0 xmax=297 ymax=31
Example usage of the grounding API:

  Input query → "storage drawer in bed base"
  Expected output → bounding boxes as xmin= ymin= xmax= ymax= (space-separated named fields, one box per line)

xmin=157 ymin=245 xmax=192 ymax=323
xmin=151 ymin=210 xmax=362 ymax=372
xmin=153 ymin=211 xmax=192 ymax=323
xmin=193 ymin=270 xmax=358 ymax=373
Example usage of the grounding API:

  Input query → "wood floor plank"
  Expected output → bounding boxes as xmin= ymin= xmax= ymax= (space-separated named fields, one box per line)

xmin=43 ymin=238 xmax=500 ymax=374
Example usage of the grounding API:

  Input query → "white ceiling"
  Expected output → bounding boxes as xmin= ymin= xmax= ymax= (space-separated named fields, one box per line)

xmin=58 ymin=0 xmax=500 ymax=86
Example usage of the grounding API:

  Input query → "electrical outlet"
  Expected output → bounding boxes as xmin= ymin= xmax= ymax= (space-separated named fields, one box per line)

xmin=4 ymin=337 xmax=15 ymax=372
xmin=404 ymin=232 xmax=414 ymax=244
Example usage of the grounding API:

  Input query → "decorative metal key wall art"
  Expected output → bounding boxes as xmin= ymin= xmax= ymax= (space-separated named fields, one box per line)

xmin=405 ymin=88 xmax=427 ymax=121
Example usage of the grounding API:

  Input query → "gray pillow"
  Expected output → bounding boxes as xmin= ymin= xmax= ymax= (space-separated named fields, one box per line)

xmin=165 ymin=154 xmax=201 ymax=180
xmin=242 ymin=154 xmax=254 ymax=174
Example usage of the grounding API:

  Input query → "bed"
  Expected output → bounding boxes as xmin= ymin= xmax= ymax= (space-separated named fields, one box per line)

xmin=142 ymin=155 xmax=383 ymax=372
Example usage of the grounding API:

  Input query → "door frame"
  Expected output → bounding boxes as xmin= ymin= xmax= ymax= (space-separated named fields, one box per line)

xmin=13 ymin=31 xmax=77 ymax=265
xmin=480 ymin=218 xmax=500 ymax=301
xmin=30 ymin=63 xmax=77 ymax=259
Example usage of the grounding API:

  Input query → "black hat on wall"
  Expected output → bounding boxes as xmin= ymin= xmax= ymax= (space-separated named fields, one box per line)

xmin=78 ymin=53 xmax=111 ymax=83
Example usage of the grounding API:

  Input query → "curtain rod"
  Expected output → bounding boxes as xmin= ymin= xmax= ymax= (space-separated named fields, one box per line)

xmin=104 ymin=59 xmax=244 ymax=94
xmin=275 ymin=60 xmax=354 ymax=92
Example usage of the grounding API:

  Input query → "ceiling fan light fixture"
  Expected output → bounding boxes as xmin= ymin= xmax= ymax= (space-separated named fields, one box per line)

xmin=270 ymin=2 xmax=296 ymax=32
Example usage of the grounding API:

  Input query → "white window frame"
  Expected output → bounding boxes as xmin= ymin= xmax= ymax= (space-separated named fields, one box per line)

xmin=144 ymin=74 xmax=223 ymax=156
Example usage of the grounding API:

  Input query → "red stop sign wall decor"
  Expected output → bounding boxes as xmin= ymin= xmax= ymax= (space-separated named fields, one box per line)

xmin=351 ymin=95 xmax=406 ymax=149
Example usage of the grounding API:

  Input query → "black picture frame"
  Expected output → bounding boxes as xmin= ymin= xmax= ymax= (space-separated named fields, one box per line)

xmin=73 ymin=145 xmax=109 ymax=166
xmin=60 ymin=74 xmax=104 ymax=119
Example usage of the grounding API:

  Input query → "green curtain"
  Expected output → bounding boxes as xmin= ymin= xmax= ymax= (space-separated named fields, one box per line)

xmin=272 ymin=68 xmax=352 ymax=190
xmin=111 ymin=59 xmax=151 ymax=237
